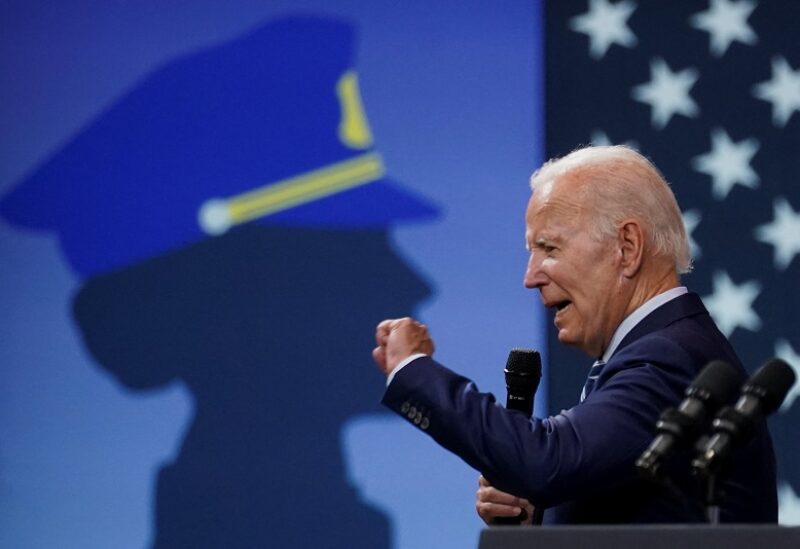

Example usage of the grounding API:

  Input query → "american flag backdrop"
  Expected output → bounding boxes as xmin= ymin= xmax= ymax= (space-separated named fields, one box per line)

xmin=544 ymin=0 xmax=800 ymax=523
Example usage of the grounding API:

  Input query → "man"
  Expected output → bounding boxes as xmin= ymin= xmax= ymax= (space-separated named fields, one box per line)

xmin=372 ymin=145 xmax=777 ymax=524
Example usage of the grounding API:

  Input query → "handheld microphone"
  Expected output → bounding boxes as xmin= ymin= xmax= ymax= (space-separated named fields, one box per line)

xmin=493 ymin=349 xmax=541 ymax=525
xmin=504 ymin=348 xmax=541 ymax=417
xmin=636 ymin=360 xmax=742 ymax=480
xmin=693 ymin=358 xmax=796 ymax=476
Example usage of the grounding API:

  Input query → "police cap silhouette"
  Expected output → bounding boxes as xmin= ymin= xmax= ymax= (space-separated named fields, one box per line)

xmin=0 ymin=16 xmax=438 ymax=276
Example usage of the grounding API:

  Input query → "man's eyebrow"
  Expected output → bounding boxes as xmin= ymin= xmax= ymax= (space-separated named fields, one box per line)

xmin=526 ymin=234 xmax=557 ymax=251
xmin=535 ymin=232 xmax=561 ymax=245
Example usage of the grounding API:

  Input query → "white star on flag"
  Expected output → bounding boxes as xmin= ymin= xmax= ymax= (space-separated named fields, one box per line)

xmin=702 ymin=270 xmax=762 ymax=337
xmin=632 ymin=58 xmax=700 ymax=129
xmin=590 ymin=129 xmax=613 ymax=146
xmin=755 ymin=197 xmax=800 ymax=270
xmin=691 ymin=128 xmax=760 ymax=200
xmin=690 ymin=0 xmax=758 ymax=57
xmin=589 ymin=129 xmax=639 ymax=149
xmin=569 ymin=0 xmax=638 ymax=59
xmin=779 ymin=482 xmax=800 ymax=526
xmin=753 ymin=56 xmax=800 ymax=126
xmin=775 ymin=339 xmax=800 ymax=413
xmin=682 ymin=209 xmax=702 ymax=259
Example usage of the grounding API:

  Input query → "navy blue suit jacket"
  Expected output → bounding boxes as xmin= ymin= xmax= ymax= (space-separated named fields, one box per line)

xmin=382 ymin=293 xmax=778 ymax=523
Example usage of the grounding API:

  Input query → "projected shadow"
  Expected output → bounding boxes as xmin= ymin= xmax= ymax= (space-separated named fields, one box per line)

xmin=73 ymin=225 xmax=430 ymax=548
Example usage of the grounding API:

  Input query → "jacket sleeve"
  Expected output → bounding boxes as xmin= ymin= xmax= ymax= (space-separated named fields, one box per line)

xmin=381 ymin=337 xmax=696 ymax=508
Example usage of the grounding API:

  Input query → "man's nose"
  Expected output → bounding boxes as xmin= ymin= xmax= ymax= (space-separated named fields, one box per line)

xmin=524 ymin=252 xmax=547 ymax=289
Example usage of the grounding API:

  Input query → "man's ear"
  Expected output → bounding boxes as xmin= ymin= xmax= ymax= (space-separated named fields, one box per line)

xmin=618 ymin=219 xmax=644 ymax=278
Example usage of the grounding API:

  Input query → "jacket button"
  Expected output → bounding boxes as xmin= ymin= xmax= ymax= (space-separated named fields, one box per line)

xmin=420 ymin=417 xmax=430 ymax=430
xmin=401 ymin=402 xmax=410 ymax=413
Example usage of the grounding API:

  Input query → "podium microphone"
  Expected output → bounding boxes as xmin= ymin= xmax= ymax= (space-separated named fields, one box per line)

xmin=636 ymin=360 xmax=742 ymax=480
xmin=693 ymin=357 xmax=796 ymax=476
xmin=493 ymin=349 xmax=541 ymax=525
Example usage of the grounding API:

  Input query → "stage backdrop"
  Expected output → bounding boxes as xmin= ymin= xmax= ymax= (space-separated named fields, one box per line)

xmin=0 ymin=1 xmax=544 ymax=548
xmin=2 ymin=2 xmax=799 ymax=549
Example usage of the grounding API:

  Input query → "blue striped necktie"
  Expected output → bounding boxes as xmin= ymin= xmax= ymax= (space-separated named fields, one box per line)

xmin=580 ymin=359 xmax=606 ymax=402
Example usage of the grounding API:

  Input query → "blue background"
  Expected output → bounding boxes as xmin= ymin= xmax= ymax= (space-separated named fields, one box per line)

xmin=0 ymin=2 xmax=545 ymax=548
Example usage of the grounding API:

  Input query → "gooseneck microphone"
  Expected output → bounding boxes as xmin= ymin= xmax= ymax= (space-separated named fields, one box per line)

xmin=636 ymin=360 xmax=742 ymax=480
xmin=693 ymin=358 xmax=796 ymax=476
xmin=493 ymin=349 xmax=541 ymax=526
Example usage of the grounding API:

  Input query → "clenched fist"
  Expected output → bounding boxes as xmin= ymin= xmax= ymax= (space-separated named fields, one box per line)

xmin=372 ymin=317 xmax=435 ymax=375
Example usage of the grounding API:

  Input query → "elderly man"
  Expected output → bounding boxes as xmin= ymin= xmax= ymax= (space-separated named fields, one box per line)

xmin=373 ymin=146 xmax=777 ymax=524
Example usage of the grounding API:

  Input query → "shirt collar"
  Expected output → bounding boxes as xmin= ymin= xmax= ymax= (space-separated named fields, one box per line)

xmin=600 ymin=286 xmax=688 ymax=363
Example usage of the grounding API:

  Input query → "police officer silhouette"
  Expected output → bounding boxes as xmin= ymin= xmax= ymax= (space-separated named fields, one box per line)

xmin=1 ymin=17 xmax=436 ymax=548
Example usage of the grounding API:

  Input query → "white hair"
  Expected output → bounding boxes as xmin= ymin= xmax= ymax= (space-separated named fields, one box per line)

xmin=530 ymin=145 xmax=692 ymax=274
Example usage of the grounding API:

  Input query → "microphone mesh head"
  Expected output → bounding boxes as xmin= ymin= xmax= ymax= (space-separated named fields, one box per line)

xmin=690 ymin=360 xmax=742 ymax=406
xmin=745 ymin=358 xmax=797 ymax=415
xmin=505 ymin=348 xmax=542 ymax=376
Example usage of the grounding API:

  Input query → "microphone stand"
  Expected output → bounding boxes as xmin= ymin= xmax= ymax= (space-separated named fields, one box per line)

xmin=703 ymin=472 xmax=721 ymax=525
xmin=693 ymin=451 xmax=722 ymax=524
xmin=693 ymin=436 xmax=726 ymax=525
